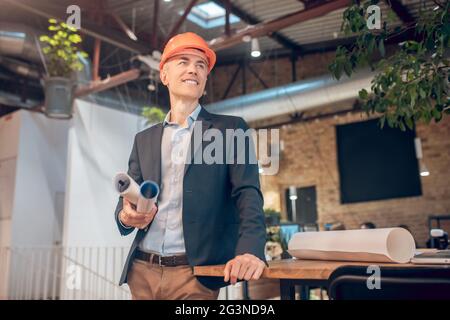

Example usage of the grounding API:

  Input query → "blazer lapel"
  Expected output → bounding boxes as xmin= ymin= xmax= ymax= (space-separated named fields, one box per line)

xmin=184 ymin=107 xmax=212 ymax=176
xmin=150 ymin=123 xmax=163 ymax=185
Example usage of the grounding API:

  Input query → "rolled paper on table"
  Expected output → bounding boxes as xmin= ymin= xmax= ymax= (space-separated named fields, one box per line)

xmin=288 ymin=227 xmax=416 ymax=263
xmin=113 ymin=172 xmax=140 ymax=205
xmin=136 ymin=180 xmax=160 ymax=214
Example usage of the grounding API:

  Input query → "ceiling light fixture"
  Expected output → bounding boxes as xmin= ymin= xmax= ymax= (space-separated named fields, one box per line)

xmin=251 ymin=38 xmax=261 ymax=58
xmin=420 ymin=163 xmax=430 ymax=177
xmin=415 ymin=137 xmax=430 ymax=177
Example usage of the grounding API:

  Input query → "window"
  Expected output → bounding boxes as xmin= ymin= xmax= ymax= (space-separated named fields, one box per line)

xmin=180 ymin=1 xmax=240 ymax=29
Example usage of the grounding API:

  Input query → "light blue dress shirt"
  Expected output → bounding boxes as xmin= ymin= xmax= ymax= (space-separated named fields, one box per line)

xmin=139 ymin=104 xmax=202 ymax=256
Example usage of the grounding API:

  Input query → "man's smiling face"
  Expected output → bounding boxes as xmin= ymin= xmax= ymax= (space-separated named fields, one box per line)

xmin=160 ymin=50 xmax=209 ymax=101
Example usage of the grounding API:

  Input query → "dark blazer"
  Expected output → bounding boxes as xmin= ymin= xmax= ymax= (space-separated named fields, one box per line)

xmin=114 ymin=107 xmax=268 ymax=290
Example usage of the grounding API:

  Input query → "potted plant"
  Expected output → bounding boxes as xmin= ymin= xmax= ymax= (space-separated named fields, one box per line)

xmin=39 ymin=18 xmax=88 ymax=119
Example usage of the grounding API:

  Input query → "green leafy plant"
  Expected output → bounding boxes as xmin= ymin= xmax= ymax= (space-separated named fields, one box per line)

xmin=141 ymin=106 xmax=166 ymax=125
xmin=39 ymin=18 xmax=88 ymax=78
xmin=329 ymin=0 xmax=449 ymax=131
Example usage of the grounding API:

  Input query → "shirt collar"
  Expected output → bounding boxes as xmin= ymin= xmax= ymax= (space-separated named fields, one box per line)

xmin=163 ymin=104 xmax=202 ymax=128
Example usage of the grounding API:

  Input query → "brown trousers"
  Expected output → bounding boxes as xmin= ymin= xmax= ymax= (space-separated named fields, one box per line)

xmin=127 ymin=259 xmax=220 ymax=300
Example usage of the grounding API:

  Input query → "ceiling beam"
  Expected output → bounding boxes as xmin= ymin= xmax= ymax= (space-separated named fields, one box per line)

xmin=216 ymin=20 xmax=420 ymax=67
xmin=92 ymin=38 xmax=102 ymax=81
xmin=209 ymin=0 xmax=350 ymax=52
xmin=224 ymin=0 xmax=231 ymax=36
xmin=110 ymin=12 xmax=138 ymax=41
xmin=75 ymin=69 xmax=141 ymax=97
xmin=213 ymin=0 xmax=302 ymax=52
xmin=152 ymin=0 xmax=160 ymax=49
xmin=4 ymin=0 xmax=150 ymax=54
xmin=91 ymin=0 xmax=104 ymax=82
xmin=299 ymin=0 xmax=329 ymax=9
xmin=108 ymin=0 xmax=145 ymax=12
xmin=163 ymin=0 xmax=199 ymax=49
xmin=215 ymin=37 xmax=356 ymax=66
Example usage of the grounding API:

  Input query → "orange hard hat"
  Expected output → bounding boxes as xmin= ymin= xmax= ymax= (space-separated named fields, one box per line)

xmin=159 ymin=32 xmax=216 ymax=74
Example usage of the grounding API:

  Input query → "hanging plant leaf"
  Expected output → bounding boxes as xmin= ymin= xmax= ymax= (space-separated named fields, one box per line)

xmin=329 ymin=0 xmax=450 ymax=130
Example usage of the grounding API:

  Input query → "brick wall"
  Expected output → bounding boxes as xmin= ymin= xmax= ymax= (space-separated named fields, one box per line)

xmin=260 ymin=114 xmax=450 ymax=247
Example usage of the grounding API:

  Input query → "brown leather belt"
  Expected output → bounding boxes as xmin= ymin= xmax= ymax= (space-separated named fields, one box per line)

xmin=135 ymin=250 xmax=189 ymax=267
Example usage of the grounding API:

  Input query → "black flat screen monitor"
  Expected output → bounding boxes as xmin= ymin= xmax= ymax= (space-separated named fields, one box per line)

xmin=336 ymin=118 xmax=422 ymax=204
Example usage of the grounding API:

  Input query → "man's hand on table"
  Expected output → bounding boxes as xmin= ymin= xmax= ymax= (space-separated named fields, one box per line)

xmin=223 ymin=253 xmax=266 ymax=285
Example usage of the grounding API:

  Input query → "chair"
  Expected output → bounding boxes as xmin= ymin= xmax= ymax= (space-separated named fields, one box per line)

xmin=328 ymin=265 xmax=450 ymax=300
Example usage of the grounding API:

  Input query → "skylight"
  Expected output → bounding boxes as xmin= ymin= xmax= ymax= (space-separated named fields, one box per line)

xmin=181 ymin=1 xmax=240 ymax=29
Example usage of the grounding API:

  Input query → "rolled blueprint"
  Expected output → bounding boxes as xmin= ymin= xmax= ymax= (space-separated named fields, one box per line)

xmin=113 ymin=173 xmax=159 ymax=214
xmin=288 ymin=228 xmax=416 ymax=264
xmin=136 ymin=180 xmax=159 ymax=213
xmin=113 ymin=172 xmax=140 ymax=204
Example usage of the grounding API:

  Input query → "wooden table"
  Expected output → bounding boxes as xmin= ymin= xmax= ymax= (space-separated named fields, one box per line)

xmin=194 ymin=258 xmax=436 ymax=300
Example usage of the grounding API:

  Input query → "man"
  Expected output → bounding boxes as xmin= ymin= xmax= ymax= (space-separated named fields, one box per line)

xmin=114 ymin=32 xmax=268 ymax=300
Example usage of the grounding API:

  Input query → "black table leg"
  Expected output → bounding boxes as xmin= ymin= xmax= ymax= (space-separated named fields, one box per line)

xmin=299 ymin=285 xmax=309 ymax=300
xmin=280 ymin=279 xmax=296 ymax=300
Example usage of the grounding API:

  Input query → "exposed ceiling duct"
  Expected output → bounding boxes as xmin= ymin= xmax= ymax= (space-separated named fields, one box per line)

xmin=0 ymin=23 xmax=41 ymax=63
xmin=205 ymin=70 xmax=375 ymax=123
